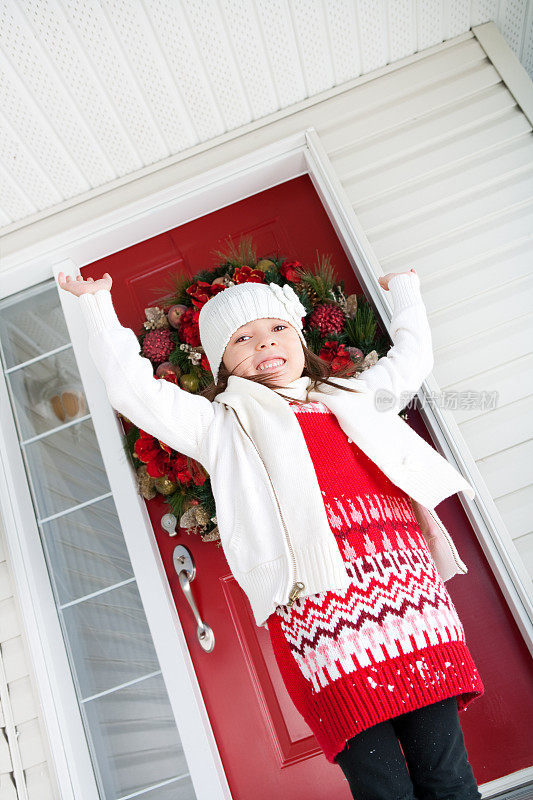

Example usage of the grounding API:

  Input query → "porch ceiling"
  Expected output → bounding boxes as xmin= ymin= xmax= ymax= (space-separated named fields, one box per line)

xmin=0 ymin=0 xmax=531 ymax=236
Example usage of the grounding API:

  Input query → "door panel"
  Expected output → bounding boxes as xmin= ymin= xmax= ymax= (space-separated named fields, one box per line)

xmin=82 ymin=174 xmax=533 ymax=797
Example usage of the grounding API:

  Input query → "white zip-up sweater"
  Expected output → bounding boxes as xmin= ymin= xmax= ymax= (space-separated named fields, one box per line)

xmin=78 ymin=273 xmax=476 ymax=627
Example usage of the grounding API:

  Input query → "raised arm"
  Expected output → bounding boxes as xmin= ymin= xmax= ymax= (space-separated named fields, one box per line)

xmin=77 ymin=287 xmax=214 ymax=464
xmin=357 ymin=270 xmax=434 ymax=414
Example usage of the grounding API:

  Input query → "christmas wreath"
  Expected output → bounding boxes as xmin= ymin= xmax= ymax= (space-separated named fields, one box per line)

xmin=121 ymin=236 xmax=398 ymax=545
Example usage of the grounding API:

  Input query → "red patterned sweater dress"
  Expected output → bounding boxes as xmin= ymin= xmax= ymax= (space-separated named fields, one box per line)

xmin=266 ymin=400 xmax=484 ymax=764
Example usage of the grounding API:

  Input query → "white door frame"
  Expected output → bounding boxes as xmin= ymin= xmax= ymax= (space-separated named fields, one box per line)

xmin=1 ymin=126 xmax=531 ymax=799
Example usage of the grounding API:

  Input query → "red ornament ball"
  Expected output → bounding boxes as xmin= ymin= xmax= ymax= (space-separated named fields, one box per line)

xmin=346 ymin=346 xmax=364 ymax=362
xmin=155 ymin=361 xmax=181 ymax=379
xmin=308 ymin=303 xmax=346 ymax=336
xmin=142 ymin=330 xmax=175 ymax=364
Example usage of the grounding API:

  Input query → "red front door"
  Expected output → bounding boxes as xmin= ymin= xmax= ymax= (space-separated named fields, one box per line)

xmin=82 ymin=174 xmax=533 ymax=798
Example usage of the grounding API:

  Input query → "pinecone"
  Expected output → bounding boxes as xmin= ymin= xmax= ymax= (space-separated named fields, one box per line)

xmin=200 ymin=525 xmax=221 ymax=543
xmin=308 ymin=302 xmax=346 ymax=336
xmin=142 ymin=329 xmax=174 ymax=364
xmin=362 ymin=350 xmax=379 ymax=368
xmin=136 ymin=465 xmax=156 ymax=500
xmin=345 ymin=294 xmax=358 ymax=318
xmin=180 ymin=505 xmax=210 ymax=531
xmin=144 ymin=306 xmax=170 ymax=330
xmin=305 ymin=287 xmax=320 ymax=306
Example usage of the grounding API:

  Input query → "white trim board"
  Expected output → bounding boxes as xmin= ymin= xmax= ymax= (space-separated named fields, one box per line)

xmin=473 ymin=22 xmax=533 ymax=126
xmin=54 ymin=277 xmax=233 ymax=800
xmin=0 ymin=126 xmax=531 ymax=797
xmin=481 ymin=765 xmax=533 ymax=798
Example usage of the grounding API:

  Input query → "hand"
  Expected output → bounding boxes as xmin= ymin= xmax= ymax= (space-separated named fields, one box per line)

xmin=57 ymin=271 xmax=112 ymax=296
xmin=378 ymin=268 xmax=417 ymax=291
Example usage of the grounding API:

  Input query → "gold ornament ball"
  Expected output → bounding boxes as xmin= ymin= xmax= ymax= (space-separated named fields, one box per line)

xmin=153 ymin=476 xmax=177 ymax=495
xmin=212 ymin=276 xmax=226 ymax=285
xmin=180 ymin=373 xmax=199 ymax=392
xmin=256 ymin=259 xmax=275 ymax=270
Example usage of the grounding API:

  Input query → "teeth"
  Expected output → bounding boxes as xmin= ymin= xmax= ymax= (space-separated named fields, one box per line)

xmin=258 ymin=359 xmax=284 ymax=371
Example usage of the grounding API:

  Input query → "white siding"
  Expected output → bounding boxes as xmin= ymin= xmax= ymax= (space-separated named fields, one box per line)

xmin=321 ymin=36 xmax=533 ymax=581
xmin=0 ymin=513 xmax=58 ymax=799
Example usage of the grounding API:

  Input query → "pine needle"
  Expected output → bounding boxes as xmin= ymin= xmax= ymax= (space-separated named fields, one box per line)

xmin=211 ymin=234 xmax=257 ymax=268
xmin=297 ymin=250 xmax=339 ymax=301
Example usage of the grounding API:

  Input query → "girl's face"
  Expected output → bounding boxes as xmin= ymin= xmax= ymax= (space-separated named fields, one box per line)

xmin=222 ymin=317 xmax=305 ymax=384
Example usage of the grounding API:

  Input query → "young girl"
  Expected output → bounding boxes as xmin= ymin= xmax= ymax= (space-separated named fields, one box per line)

xmin=58 ymin=268 xmax=484 ymax=799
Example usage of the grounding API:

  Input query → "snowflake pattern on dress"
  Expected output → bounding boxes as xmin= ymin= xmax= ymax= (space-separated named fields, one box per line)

xmin=266 ymin=398 xmax=485 ymax=764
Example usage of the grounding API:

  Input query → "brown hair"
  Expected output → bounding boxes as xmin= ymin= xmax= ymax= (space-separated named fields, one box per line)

xmin=198 ymin=343 xmax=366 ymax=405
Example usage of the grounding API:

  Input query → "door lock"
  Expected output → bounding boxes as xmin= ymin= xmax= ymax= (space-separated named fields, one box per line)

xmin=161 ymin=513 xmax=178 ymax=536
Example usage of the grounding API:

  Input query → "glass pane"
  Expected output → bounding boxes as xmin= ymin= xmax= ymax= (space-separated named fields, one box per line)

xmin=41 ymin=496 xmax=134 ymax=606
xmin=138 ymin=775 xmax=197 ymax=800
xmin=61 ymin=581 xmax=160 ymax=698
xmin=0 ymin=282 xmax=70 ymax=368
xmin=23 ymin=417 xmax=110 ymax=519
xmin=83 ymin=673 xmax=189 ymax=800
xmin=2 ymin=281 xmax=197 ymax=800
xmin=8 ymin=347 xmax=87 ymax=441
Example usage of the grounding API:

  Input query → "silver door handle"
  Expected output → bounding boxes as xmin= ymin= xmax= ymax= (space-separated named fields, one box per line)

xmin=172 ymin=545 xmax=215 ymax=652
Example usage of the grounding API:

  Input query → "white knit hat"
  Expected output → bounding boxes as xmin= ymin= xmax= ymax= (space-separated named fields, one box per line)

xmin=198 ymin=282 xmax=308 ymax=383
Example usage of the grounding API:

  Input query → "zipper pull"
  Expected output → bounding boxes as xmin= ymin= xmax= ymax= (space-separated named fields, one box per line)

xmin=287 ymin=581 xmax=305 ymax=607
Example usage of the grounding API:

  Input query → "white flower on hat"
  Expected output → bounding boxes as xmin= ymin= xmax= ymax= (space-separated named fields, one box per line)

xmin=268 ymin=282 xmax=307 ymax=330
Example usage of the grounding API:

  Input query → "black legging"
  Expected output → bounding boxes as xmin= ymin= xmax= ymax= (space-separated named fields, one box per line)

xmin=334 ymin=697 xmax=481 ymax=800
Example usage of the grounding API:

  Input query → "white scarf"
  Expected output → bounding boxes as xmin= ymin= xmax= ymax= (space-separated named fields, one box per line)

xmin=214 ymin=372 xmax=475 ymax=527
xmin=214 ymin=374 xmax=345 ymax=556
